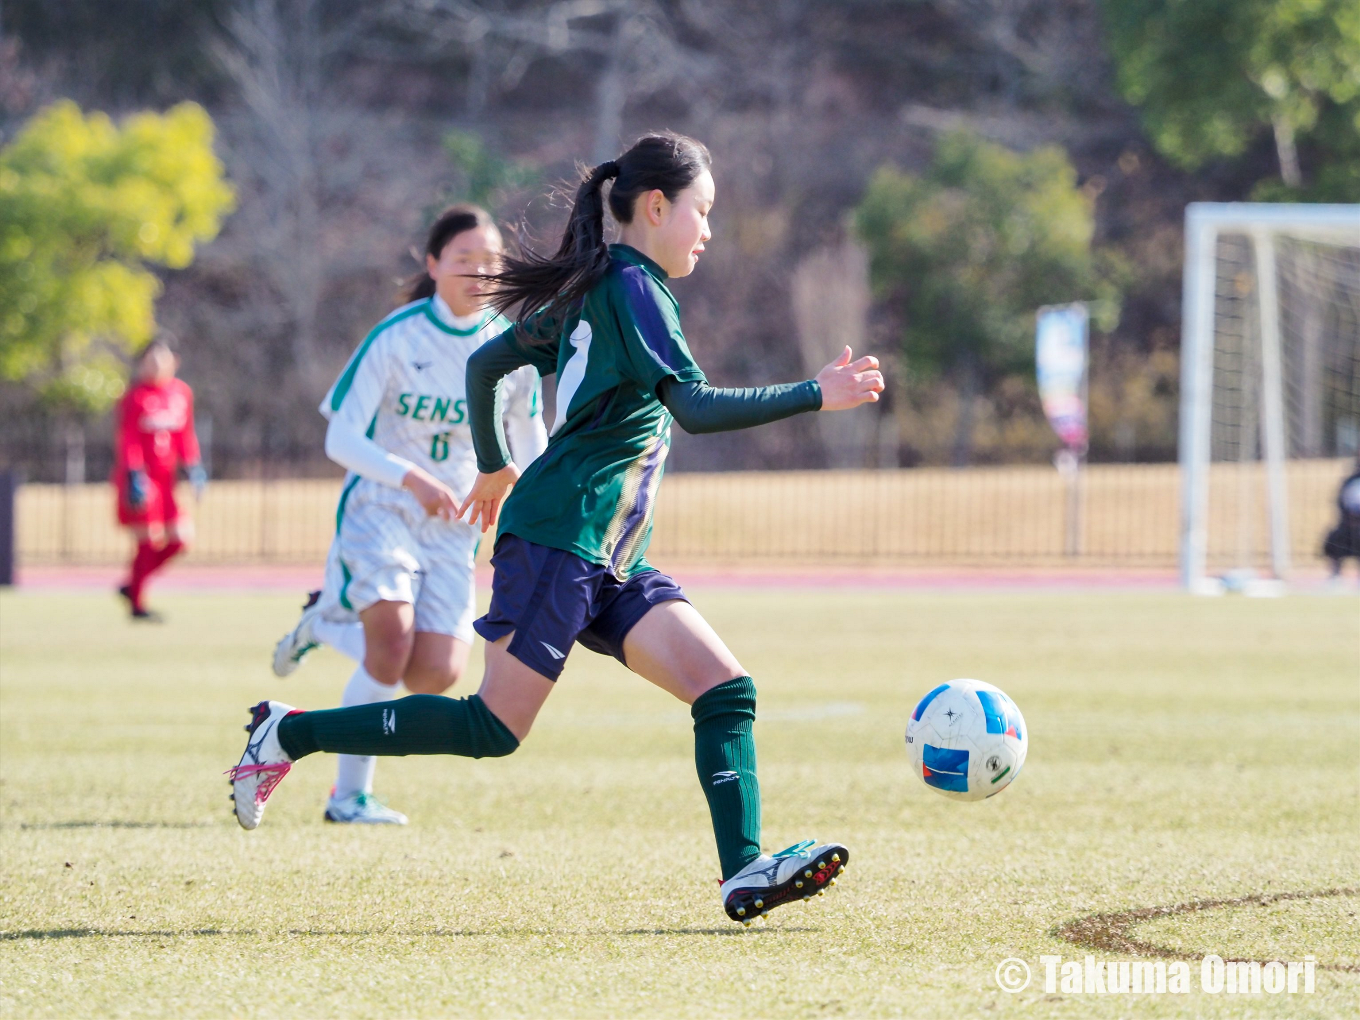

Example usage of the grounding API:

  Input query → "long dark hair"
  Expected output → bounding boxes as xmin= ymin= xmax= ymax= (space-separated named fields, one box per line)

xmin=487 ymin=132 xmax=711 ymax=342
xmin=403 ymin=203 xmax=498 ymax=303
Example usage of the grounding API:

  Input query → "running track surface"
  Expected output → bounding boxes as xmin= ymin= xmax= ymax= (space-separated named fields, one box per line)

xmin=13 ymin=564 xmax=1188 ymax=593
xmin=10 ymin=564 xmax=1350 ymax=593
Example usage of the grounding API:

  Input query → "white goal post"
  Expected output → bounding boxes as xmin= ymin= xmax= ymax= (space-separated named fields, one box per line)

xmin=1180 ymin=202 xmax=1360 ymax=592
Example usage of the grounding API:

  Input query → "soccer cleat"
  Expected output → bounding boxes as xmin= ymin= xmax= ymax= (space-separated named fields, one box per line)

xmin=323 ymin=791 xmax=409 ymax=825
xmin=118 ymin=584 xmax=163 ymax=622
xmin=720 ymin=839 xmax=849 ymax=924
xmin=272 ymin=590 xmax=324 ymax=677
xmin=226 ymin=700 xmax=296 ymax=830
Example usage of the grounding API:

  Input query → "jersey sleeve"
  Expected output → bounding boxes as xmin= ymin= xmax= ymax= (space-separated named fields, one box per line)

xmin=466 ymin=330 xmax=538 ymax=474
xmin=324 ymin=417 xmax=412 ymax=489
xmin=503 ymin=316 xmax=562 ymax=375
xmin=174 ymin=383 xmax=201 ymax=466
xmin=322 ymin=326 xmax=393 ymax=429
xmin=502 ymin=366 xmax=548 ymax=467
xmin=659 ymin=377 xmax=821 ymax=434
xmin=613 ymin=265 xmax=705 ymax=393
xmin=116 ymin=390 xmax=146 ymax=472
xmin=321 ymin=327 xmax=414 ymax=488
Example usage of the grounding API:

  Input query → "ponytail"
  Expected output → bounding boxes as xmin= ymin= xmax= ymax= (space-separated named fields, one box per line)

xmin=402 ymin=203 xmax=497 ymax=305
xmin=406 ymin=273 xmax=437 ymax=302
xmin=488 ymin=132 xmax=711 ymax=343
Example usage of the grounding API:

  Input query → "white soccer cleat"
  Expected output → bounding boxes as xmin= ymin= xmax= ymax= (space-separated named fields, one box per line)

xmin=720 ymin=839 xmax=848 ymax=925
xmin=272 ymin=590 xmax=324 ymax=677
xmin=324 ymin=790 xmax=409 ymax=825
xmin=227 ymin=700 xmax=296 ymax=830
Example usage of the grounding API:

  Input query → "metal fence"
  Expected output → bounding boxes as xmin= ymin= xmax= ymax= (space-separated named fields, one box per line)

xmin=13 ymin=460 xmax=1350 ymax=571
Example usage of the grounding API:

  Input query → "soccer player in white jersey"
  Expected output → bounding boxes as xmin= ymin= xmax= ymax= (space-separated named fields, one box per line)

xmin=270 ymin=205 xmax=547 ymax=824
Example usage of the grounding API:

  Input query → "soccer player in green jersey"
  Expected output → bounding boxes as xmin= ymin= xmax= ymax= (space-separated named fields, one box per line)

xmin=228 ymin=133 xmax=884 ymax=924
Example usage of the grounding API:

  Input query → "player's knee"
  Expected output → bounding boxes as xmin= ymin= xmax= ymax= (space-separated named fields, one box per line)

xmin=402 ymin=644 xmax=466 ymax=693
xmin=467 ymin=695 xmax=521 ymax=758
xmin=480 ymin=735 xmax=518 ymax=757
xmin=372 ymin=629 xmax=412 ymax=659
xmin=402 ymin=662 xmax=460 ymax=695
xmin=691 ymin=675 xmax=757 ymax=726
xmin=475 ymin=722 xmax=520 ymax=757
xmin=365 ymin=631 xmax=414 ymax=682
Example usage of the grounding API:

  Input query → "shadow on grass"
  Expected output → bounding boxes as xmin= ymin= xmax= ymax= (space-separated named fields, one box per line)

xmin=1 ymin=924 xmax=817 ymax=942
xmin=620 ymin=926 xmax=817 ymax=936
xmin=12 ymin=821 xmax=217 ymax=830
xmin=1054 ymin=887 xmax=1360 ymax=972
xmin=1 ymin=928 xmax=231 ymax=941
xmin=281 ymin=927 xmax=818 ymax=938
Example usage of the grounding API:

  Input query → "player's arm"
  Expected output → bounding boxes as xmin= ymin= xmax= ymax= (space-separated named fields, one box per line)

xmin=117 ymin=390 xmax=146 ymax=472
xmin=659 ymin=378 xmax=820 ymax=433
xmin=322 ymin=333 xmax=454 ymax=518
xmin=175 ymin=386 xmax=208 ymax=497
xmin=659 ymin=348 xmax=883 ymax=433
xmin=117 ymin=391 xmax=150 ymax=509
xmin=458 ymin=329 xmax=555 ymax=530
xmin=615 ymin=265 xmax=884 ymax=429
xmin=503 ymin=368 xmax=548 ymax=467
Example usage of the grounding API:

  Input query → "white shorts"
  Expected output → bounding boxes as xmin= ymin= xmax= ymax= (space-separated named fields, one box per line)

xmin=319 ymin=480 xmax=479 ymax=642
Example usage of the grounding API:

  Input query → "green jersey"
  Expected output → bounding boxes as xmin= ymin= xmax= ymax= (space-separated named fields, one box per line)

xmin=491 ymin=245 xmax=704 ymax=578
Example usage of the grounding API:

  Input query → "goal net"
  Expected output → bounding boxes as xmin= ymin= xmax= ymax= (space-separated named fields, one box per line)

xmin=1180 ymin=203 xmax=1360 ymax=592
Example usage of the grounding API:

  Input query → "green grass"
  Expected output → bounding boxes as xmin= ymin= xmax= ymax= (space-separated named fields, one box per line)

xmin=1 ymin=588 xmax=1357 ymax=1019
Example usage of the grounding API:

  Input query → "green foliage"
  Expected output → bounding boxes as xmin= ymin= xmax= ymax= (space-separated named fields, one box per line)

xmin=855 ymin=130 xmax=1118 ymax=387
xmin=0 ymin=100 xmax=235 ymax=413
xmin=1102 ymin=0 xmax=1360 ymax=195
xmin=442 ymin=130 xmax=538 ymax=212
xmin=1252 ymin=99 xmax=1360 ymax=201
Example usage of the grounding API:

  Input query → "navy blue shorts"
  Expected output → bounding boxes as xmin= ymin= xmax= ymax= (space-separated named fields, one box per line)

xmin=473 ymin=533 xmax=689 ymax=680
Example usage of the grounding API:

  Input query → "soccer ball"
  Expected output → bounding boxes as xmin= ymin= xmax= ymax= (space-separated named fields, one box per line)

xmin=905 ymin=679 xmax=1027 ymax=801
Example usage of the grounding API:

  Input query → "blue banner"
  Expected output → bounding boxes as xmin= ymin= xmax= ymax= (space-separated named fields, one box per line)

xmin=1036 ymin=303 xmax=1089 ymax=450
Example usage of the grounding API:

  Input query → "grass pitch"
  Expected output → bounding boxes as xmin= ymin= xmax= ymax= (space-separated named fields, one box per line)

xmin=1 ymin=586 xmax=1356 ymax=1019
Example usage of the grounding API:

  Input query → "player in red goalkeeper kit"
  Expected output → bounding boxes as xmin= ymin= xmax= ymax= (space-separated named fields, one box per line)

xmin=114 ymin=340 xmax=206 ymax=621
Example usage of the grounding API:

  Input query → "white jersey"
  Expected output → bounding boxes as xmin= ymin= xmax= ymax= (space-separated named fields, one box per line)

xmin=321 ymin=295 xmax=544 ymax=501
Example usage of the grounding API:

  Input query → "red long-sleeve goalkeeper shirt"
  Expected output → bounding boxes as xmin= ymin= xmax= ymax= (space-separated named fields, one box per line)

xmin=114 ymin=379 xmax=200 ymax=482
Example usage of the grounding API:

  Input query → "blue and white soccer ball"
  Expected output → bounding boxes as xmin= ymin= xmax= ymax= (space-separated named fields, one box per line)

xmin=905 ymin=679 xmax=1028 ymax=802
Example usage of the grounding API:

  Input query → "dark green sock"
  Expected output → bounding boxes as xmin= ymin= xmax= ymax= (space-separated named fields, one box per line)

xmin=276 ymin=694 xmax=518 ymax=761
xmin=691 ymin=676 xmax=761 ymax=880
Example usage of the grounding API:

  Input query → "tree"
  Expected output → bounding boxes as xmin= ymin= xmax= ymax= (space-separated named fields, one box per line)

xmin=0 ymin=100 xmax=234 ymax=413
xmin=398 ymin=0 xmax=713 ymax=160
xmin=1101 ymin=0 xmax=1360 ymax=195
xmin=442 ymin=130 xmax=538 ymax=212
xmin=210 ymin=0 xmax=332 ymax=388
xmin=206 ymin=0 xmax=461 ymax=408
xmin=855 ymin=130 xmax=1117 ymax=465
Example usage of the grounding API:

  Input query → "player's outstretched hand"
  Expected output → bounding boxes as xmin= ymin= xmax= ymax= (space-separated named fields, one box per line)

xmin=456 ymin=464 xmax=521 ymax=533
xmin=187 ymin=464 xmax=208 ymax=501
xmin=126 ymin=469 xmax=150 ymax=511
xmin=403 ymin=467 xmax=460 ymax=520
xmin=816 ymin=346 xmax=885 ymax=411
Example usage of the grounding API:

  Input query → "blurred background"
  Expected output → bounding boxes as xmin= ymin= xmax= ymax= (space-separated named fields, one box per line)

xmin=1 ymin=0 xmax=1356 ymax=571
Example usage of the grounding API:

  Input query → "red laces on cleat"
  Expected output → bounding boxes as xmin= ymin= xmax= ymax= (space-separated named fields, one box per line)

xmin=225 ymin=762 xmax=292 ymax=804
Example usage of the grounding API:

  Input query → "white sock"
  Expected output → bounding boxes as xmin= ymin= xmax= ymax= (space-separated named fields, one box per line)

xmin=313 ymin=618 xmax=366 ymax=662
xmin=333 ymin=665 xmax=399 ymax=801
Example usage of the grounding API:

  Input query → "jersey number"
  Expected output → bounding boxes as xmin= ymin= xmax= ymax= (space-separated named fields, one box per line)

xmin=430 ymin=431 xmax=451 ymax=462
